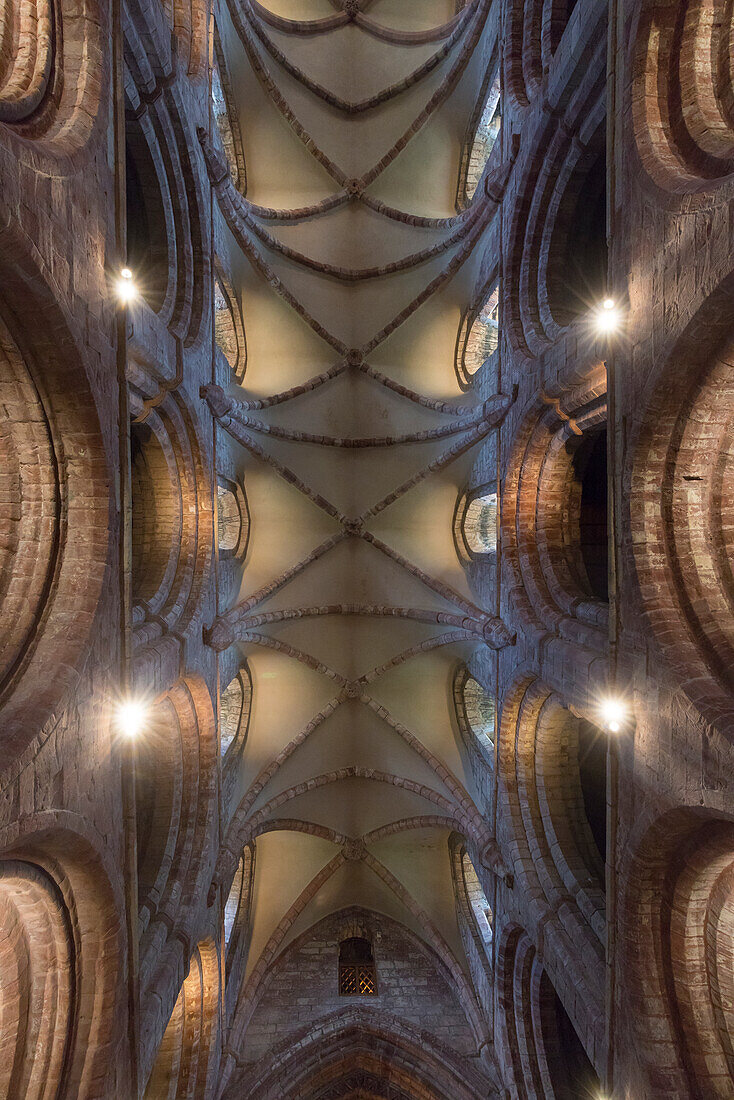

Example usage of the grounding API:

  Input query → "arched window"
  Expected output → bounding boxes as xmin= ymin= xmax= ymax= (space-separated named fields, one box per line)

xmin=455 ymin=485 xmax=498 ymax=559
xmin=461 ymin=852 xmax=493 ymax=947
xmin=217 ymin=484 xmax=241 ymax=552
xmin=454 ymin=667 xmax=495 ymax=760
xmin=220 ymin=666 xmax=252 ymax=757
xmin=456 ymin=280 xmax=500 ymax=385
xmin=338 ymin=936 xmax=377 ymax=996
xmin=213 ymin=262 xmax=246 ymax=380
xmin=212 ymin=30 xmax=246 ymax=193
xmin=223 ymin=845 xmax=254 ymax=961
xmin=458 ymin=69 xmax=501 ymax=208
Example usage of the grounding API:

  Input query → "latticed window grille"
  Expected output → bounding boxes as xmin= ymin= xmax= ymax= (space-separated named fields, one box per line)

xmin=338 ymin=935 xmax=377 ymax=996
xmin=338 ymin=964 xmax=377 ymax=996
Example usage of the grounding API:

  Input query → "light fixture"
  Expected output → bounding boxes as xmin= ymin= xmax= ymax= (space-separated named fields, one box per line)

xmin=600 ymin=697 xmax=625 ymax=733
xmin=116 ymin=267 xmax=137 ymax=304
xmin=116 ymin=698 xmax=147 ymax=738
xmin=594 ymin=298 xmax=620 ymax=335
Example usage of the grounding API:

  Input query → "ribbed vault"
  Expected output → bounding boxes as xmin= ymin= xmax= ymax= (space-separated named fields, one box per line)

xmin=209 ymin=1 xmax=508 ymax=1092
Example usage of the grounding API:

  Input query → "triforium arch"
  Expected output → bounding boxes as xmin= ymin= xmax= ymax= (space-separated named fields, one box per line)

xmin=496 ymin=676 xmax=607 ymax=1063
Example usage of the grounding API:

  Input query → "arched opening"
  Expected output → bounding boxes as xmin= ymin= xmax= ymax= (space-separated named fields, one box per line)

xmin=461 ymin=852 xmax=493 ymax=948
xmin=125 ymin=113 xmax=169 ymax=312
xmin=456 ymin=280 xmax=499 ymax=385
xmin=577 ymin=718 xmax=607 ymax=863
xmin=459 ymin=69 xmax=501 ymax=208
xmin=461 ymin=489 xmax=497 ymax=555
xmin=217 ymin=484 xmax=242 ymax=553
xmin=541 ymin=977 xmax=601 ymax=1099
xmin=220 ymin=666 xmax=251 ymax=757
xmin=573 ymin=428 xmax=608 ymax=601
xmin=338 ymin=936 xmax=377 ymax=996
xmin=0 ymin=861 xmax=74 ymax=1100
xmin=135 ymin=702 xmax=178 ymax=909
xmin=224 ymin=856 xmax=245 ymax=949
xmin=548 ymin=148 xmax=607 ymax=325
xmin=212 ymin=29 xmax=246 ymax=193
xmin=144 ymin=941 xmax=219 ymax=1099
xmin=214 ymin=279 xmax=238 ymax=372
xmin=455 ymin=668 xmax=495 ymax=760
xmin=130 ymin=422 xmax=177 ymax=607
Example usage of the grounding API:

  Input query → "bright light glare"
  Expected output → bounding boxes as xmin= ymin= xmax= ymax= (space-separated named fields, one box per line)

xmin=116 ymin=698 xmax=147 ymax=738
xmin=595 ymin=301 xmax=620 ymax=334
xmin=600 ymin=698 xmax=625 ymax=733
xmin=116 ymin=269 xmax=137 ymax=304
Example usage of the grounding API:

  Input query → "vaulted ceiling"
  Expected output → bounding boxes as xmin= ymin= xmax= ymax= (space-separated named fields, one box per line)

xmin=206 ymin=0 xmax=509 ymax=1085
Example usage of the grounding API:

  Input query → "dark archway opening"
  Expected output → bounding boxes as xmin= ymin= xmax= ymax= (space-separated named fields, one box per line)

xmin=125 ymin=113 xmax=169 ymax=312
xmin=542 ymin=980 xmax=601 ymax=1099
xmin=130 ymin=422 xmax=175 ymax=607
xmin=573 ymin=428 xmax=608 ymax=601
xmin=577 ymin=718 xmax=607 ymax=864
xmin=549 ymin=149 xmax=607 ymax=325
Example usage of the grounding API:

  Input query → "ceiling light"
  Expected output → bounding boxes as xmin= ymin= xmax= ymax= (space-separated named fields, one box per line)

xmin=116 ymin=268 xmax=138 ymax=304
xmin=594 ymin=299 xmax=620 ymax=334
xmin=116 ymin=698 xmax=147 ymax=738
xmin=600 ymin=697 xmax=625 ymax=733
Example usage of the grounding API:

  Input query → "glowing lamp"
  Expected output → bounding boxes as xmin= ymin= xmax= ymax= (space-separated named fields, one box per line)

xmin=600 ymin=698 xmax=625 ymax=733
xmin=116 ymin=268 xmax=137 ymax=304
xmin=116 ymin=698 xmax=147 ymax=738
xmin=594 ymin=298 xmax=620 ymax=335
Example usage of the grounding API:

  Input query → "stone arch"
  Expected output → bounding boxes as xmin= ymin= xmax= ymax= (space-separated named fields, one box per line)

xmin=0 ymin=263 xmax=110 ymax=765
xmin=224 ymin=1007 xmax=487 ymax=1100
xmin=453 ymin=664 xmax=495 ymax=765
xmin=449 ymin=838 xmax=493 ymax=1024
xmin=136 ymin=676 xmax=217 ymax=967
xmin=213 ymin=261 xmax=247 ymax=380
xmin=455 ymin=61 xmax=501 ymax=210
xmin=120 ymin=54 xmax=209 ymax=344
xmin=0 ymin=816 xmax=122 ymax=1100
xmin=0 ymin=860 xmax=74 ymax=1099
xmin=144 ymin=940 xmax=220 ymax=1099
xmin=504 ymin=67 xmax=606 ymax=355
xmin=454 ymin=482 xmax=498 ymax=561
xmin=454 ymin=275 xmax=500 ymax=389
xmin=631 ymin=0 xmax=734 ymax=197
xmin=219 ymin=664 xmax=252 ymax=758
xmin=545 ymin=140 xmax=607 ymax=328
xmin=629 ymin=279 xmax=734 ymax=732
xmin=505 ymin=0 xmax=543 ymax=108
xmin=0 ymin=0 xmax=103 ymax=155
xmin=212 ymin=28 xmax=246 ymax=194
xmin=495 ymin=923 xmax=601 ymax=1097
xmin=217 ymin=476 xmax=249 ymax=559
xmin=501 ymin=379 xmax=608 ymax=649
xmin=499 ymin=677 xmax=606 ymax=936
xmin=621 ymin=808 xmax=734 ymax=1097
xmin=130 ymin=393 xmax=212 ymax=648
xmin=125 ymin=109 xmax=172 ymax=314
